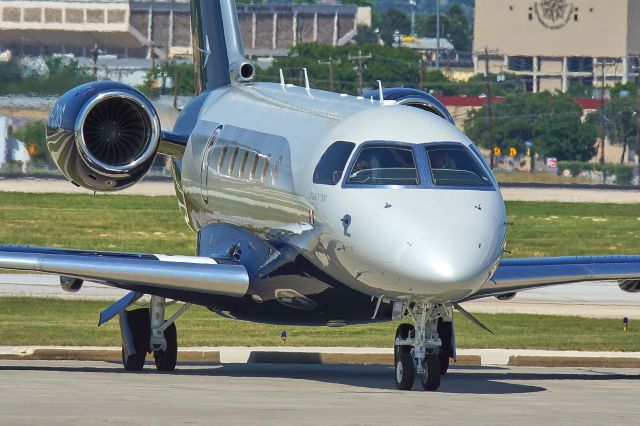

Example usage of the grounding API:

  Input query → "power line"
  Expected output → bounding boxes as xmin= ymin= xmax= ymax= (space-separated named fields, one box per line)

xmin=347 ymin=51 xmax=372 ymax=95
xmin=317 ymin=57 xmax=341 ymax=91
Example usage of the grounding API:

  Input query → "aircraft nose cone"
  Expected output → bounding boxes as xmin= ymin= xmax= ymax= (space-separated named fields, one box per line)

xmin=394 ymin=233 xmax=494 ymax=298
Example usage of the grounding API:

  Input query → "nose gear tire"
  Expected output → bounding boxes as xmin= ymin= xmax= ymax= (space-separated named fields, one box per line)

xmin=153 ymin=322 xmax=177 ymax=371
xmin=420 ymin=354 xmax=442 ymax=391
xmin=395 ymin=352 xmax=415 ymax=390
xmin=438 ymin=352 xmax=450 ymax=375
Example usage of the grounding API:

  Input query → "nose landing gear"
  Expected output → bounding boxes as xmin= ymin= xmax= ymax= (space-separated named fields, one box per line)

xmin=393 ymin=302 xmax=453 ymax=391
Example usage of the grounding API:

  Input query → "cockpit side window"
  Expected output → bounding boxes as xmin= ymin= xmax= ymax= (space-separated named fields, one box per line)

xmin=313 ymin=141 xmax=356 ymax=185
xmin=346 ymin=145 xmax=419 ymax=186
xmin=425 ymin=144 xmax=493 ymax=187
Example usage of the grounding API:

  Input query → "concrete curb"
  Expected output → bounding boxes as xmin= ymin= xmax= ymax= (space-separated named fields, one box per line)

xmin=247 ymin=351 xmax=481 ymax=366
xmin=508 ymin=356 xmax=640 ymax=368
xmin=3 ymin=348 xmax=640 ymax=368
xmin=0 ymin=348 xmax=220 ymax=363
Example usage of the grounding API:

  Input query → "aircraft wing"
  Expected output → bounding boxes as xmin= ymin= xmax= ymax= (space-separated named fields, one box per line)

xmin=468 ymin=255 xmax=640 ymax=300
xmin=0 ymin=245 xmax=249 ymax=300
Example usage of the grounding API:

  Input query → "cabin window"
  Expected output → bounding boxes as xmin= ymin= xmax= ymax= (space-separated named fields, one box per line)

xmin=271 ymin=156 xmax=282 ymax=185
xmin=239 ymin=150 xmax=249 ymax=178
xmin=313 ymin=141 xmax=356 ymax=185
xmin=425 ymin=144 xmax=493 ymax=187
xmin=261 ymin=158 xmax=270 ymax=183
xmin=217 ymin=145 xmax=228 ymax=174
xmin=228 ymin=147 xmax=239 ymax=176
xmin=346 ymin=145 xmax=419 ymax=186
xmin=249 ymin=153 xmax=259 ymax=180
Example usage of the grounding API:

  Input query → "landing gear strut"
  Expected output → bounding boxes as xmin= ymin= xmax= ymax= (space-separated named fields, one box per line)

xmin=393 ymin=302 xmax=453 ymax=391
xmin=119 ymin=296 xmax=190 ymax=372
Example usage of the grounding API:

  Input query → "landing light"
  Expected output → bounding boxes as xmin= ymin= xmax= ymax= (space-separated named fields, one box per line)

xmin=432 ymin=260 xmax=454 ymax=278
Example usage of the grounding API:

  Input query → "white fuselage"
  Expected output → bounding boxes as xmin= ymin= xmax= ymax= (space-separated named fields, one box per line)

xmin=178 ymin=82 xmax=507 ymax=303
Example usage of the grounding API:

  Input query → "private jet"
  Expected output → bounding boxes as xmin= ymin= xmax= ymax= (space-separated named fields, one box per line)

xmin=1 ymin=0 xmax=640 ymax=391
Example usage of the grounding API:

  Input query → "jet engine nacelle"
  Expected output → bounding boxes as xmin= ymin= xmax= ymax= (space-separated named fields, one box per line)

xmin=46 ymin=81 xmax=161 ymax=191
xmin=495 ymin=292 xmax=517 ymax=301
xmin=620 ymin=280 xmax=640 ymax=293
xmin=364 ymin=88 xmax=455 ymax=125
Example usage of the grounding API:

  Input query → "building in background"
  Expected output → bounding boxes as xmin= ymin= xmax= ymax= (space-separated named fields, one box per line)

xmin=474 ymin=0 xmax=640 ymax=92
xmin=400 ymin=36 xmax=458 ymax=67
xmin=0 ymin=0 xmax=370 ymax=60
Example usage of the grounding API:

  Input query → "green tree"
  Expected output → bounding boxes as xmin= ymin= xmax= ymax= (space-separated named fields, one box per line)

xmin=0 ymin=61 xmax=21 ymax=85
xmin=0 ymin=57 xmax=94 ymax=96
xmin=13 ymin=120 xmax=50 ymax=166
xmin=374 ymin=8 xmax=411 ymax=46
xmin=588 ymin=92 xmax=638 ymax=164
xmin=138 ymin=61 xmax=195 ymax=98
xmin=566 ymin=81 xmax=593 ymax=98
xmin=414 ymin=5 xmax=472 ymax=51
xmin=465 ymin=93 xmax=597 ymax=161
xmin=255 ymin=43 xmax=424 ymax=94
xmin=341 ymin=0 xmax=373 ymax=5
xmin=456 ymin=73 xmax=526 ymax=96
xmin=355 ymin=24 xmax=380 ymax=45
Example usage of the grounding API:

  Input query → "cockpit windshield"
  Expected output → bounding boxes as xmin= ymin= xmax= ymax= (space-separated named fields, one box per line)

xmin=425 ymin=144 xmax=493 ymax=187
xmin=346 ymin=145 xmax=419 ymax=185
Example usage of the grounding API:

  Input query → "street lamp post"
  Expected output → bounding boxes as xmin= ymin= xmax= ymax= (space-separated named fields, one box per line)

xmin=409 ymin=0 xmax=416 ymax=36
xmin=436 ymin=0 xmax=441 ymax=69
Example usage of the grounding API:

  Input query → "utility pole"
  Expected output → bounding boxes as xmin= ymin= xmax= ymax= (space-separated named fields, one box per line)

xmin=349 ymin=51 xmax=372 ymax=95
xmin=599 ymin=59 xmax=606 ymax=164
xmin=635 ymin=65 xmax=640 ymax=170
xmin=419 ymin=57 xmax=425 ymax=90
xmin=318 ymin=57 xmax=341 ymax=91
xmin=90 ymin=44 xmax=101 ymax=76
xmin=436 ymin=0 xmax=441 ymax=69
xmin=173 ymin=67 xmax=181 ymax=111
xmin=484 ymin=48 xmax=495 ymax=169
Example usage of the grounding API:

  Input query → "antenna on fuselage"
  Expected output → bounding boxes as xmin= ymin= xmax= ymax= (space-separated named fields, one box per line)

xmin=279 ymin=68 xmax=286 ymax=91
xmin=377 ymin=80 xmax=384 ymax=103
xmin=303 ymin=68 xmax=313 ymax=97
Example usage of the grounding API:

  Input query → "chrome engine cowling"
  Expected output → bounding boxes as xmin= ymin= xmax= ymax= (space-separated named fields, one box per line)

xmin=364 ymin=88 xmax=455 ymax=125
xmin=47 ymin=81 xmax=161 ymax=191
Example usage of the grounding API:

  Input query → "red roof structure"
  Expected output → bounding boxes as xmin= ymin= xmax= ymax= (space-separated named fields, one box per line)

xmin=436 ymin=95 xmax=604 ymax=110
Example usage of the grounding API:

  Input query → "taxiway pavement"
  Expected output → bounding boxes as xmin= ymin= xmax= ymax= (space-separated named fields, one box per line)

xmin=2 ymin=177 xmax=640 ymax=203
xmin=0 ymin=360 xmax=637 ymax=425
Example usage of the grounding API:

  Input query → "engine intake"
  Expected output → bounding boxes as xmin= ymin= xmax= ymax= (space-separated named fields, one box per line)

xmin=47 ymin=81 xmax=161 ymax=191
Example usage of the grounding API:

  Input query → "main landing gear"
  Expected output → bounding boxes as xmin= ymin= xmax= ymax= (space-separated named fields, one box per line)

xmin=393 ymin=302 xmax=454 ymax=391
xmin=119 ymin=295 xmax=191 ymax=371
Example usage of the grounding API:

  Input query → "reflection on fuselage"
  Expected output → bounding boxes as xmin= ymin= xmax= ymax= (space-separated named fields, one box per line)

xmin=175 ymin=83 xmax=507 ymax=324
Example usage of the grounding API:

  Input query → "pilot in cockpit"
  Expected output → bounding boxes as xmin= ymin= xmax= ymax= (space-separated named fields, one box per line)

xmin=429 ymin=150 xmax=455 ymax=170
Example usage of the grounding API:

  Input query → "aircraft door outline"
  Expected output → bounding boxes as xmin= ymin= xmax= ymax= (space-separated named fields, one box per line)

xmin=200 ymin=125 xmax=223 ymax=204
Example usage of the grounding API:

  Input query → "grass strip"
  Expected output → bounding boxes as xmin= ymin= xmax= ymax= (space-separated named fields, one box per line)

xmin=0 ymin=297 xmax=638 ymax=351
xmin=0 ymin=193 xmax=639 ymax=350
xmin=0 ymin=192 xmax=638 ymax=258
